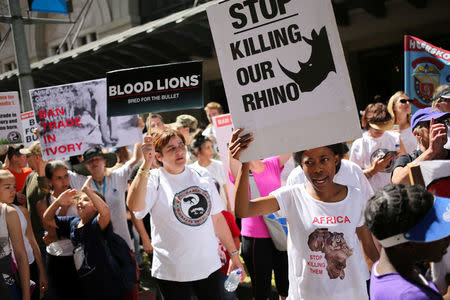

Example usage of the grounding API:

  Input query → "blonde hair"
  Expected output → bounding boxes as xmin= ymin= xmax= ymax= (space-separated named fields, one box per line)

xmin=0 ymin=169 xmax=14 ymax=184
xmin=387 ymin=91 xmax=411 ymax=125
xmin=432 ymin=84 xmax=450 ymax=107
xmin=204 ymin=102 xmax=223 ymax=113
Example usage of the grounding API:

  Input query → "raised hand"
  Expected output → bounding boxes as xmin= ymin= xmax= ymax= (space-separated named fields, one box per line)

xmin=81 ymin=176 xmax=93 ymax=194
xmin=142 ymin=136 xmax=156 ymax=165
xmin=57 ymin=189 xmax=77 ymax=207
xmin=228 ymin=129 xmax=253 ymax=161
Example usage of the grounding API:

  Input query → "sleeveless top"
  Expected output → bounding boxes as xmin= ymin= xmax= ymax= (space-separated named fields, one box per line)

xmin=0 ymin=203 xmax=11 ymax=259
xmin=12 ymin=204 xmax=34 ymax=264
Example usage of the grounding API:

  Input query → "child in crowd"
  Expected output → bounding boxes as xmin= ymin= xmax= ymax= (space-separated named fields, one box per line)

xmin=190 ymin=132 xmax=229 ymax=209
xmin=230 ymin=129 xmax=379 ymax=300
xmin=37 ymin=160 xmax=81 ymax=300
xmin=350 ymin=102 xmax=406 ymax=192
xmin=365 ymin=184 xmax=450 ymax=299
xmin=43 ymin=176 xmax=126 ymax=300
xmin=0 ymin=170 xmax=31 ymax=300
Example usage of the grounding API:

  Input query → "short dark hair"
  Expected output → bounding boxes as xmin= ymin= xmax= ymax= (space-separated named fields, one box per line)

xmin=45 ymin=160 xmax=68 ymax=180
xmin=152 ymin=128 xmax=186 ymax=167
xmin=293 ymin=143 xmax=346 ymax=165
xmin=6 ymin=144 xmax=24 ymax=160
xmin=190 ymin=131 xmax=211 ymax=155
xmin=364 ymin=184 xmax=434 ymax=241
xmin=361 ymin=103 xmax=392 ymax=130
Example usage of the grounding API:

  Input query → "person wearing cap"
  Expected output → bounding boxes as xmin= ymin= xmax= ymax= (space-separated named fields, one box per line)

xmin=391 ymin=107 xmax=450 ymax=185
xmin=365 ymin=184 xmax=450 ymax=299
xmin=6 ymin=144 xmax=33 ymax=204
xmin=350 ymin=103 xmax=406 ymax=192
xmin=432 ymin=85 xmax=450 ymax=150
xmin=68 ymin=144 xmax=142 ymax=251
xmin=171 ymin=114 xmax=198 ymax=163
xmin=387 ymin=91 xmax=417 ymax=153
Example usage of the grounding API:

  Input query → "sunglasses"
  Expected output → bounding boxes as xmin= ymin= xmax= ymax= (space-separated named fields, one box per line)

xmin=437 ymin=98 xmax=450 ymax=103
xmin=398 ymin=99 xmax=413 ymax=104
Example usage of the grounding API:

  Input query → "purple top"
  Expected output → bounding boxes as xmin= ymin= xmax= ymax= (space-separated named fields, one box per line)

xmin=370 ymin=261 xmax=443 ymax=300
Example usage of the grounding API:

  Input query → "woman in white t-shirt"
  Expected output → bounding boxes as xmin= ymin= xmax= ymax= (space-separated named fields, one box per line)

xmin=36 ymin=160 xmax=82 ymax=300
xmin=230 ymin=129 xmax=379 ymax=300
xmin=349 ymin=103 xmax=406 ymax=192
xmin=387 ymin=91 xmax=417 ymax=153
xmin=127 ymin=128 xmax=245 ymax=300
xmin=189 ymin=132 xmax=229 ymax=210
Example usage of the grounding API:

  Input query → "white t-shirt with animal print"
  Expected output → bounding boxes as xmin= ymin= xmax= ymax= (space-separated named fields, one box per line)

xmin=134 ymin=166 xmax=225 ymax=282
xmin=271 ymin=184 xmax=370 ymax=300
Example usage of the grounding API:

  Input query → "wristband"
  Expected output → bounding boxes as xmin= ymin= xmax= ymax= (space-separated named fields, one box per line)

xmin=137 ymin=168 xmax=150 ymax=178
xmin=229 ymin=250 xmax=239 ymax=257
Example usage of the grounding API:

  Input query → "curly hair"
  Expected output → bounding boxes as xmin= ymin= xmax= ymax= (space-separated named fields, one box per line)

xmin=190 ymin=131 xmax=211 ymax=156
xmin=364 ymin=184 xmax=434 ymax=241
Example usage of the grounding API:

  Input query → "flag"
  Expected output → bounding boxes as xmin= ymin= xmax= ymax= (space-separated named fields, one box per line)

xmin=404 ymin=36 xmax=450 ymax=112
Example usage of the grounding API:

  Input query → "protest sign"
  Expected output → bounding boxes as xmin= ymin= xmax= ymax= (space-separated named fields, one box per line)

xmin=107 ymin=61 xmax=203 ymax=117
xmin=21 ymin=111 xmax=39 ymax=146
xmin=404 ymin=36 xmax=450 ymax=112
xmin=207 ymin=0 xmax=361 ymax=161
xmin=0 ymin=92 xmax=23 ymax=145
xmin=213 ymin=114 xmax=235 ymax=209
xmin=29 ymin=79 xmax=141 ymax=160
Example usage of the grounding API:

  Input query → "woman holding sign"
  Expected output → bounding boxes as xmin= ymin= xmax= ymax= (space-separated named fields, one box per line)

xmin=230 ymin=129 xmax=379 ymax=300
xmin=127 ymin=128 xmax=245 ymax=300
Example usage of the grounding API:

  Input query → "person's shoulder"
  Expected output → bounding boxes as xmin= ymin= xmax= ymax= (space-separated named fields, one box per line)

xmin=211 ymin=159 xmax=223 ymax=167
xmin=385 ymin=130 xmax=400 ymax=139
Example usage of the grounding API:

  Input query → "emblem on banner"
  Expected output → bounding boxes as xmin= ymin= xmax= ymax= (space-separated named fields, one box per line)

xmin=413 ymin=64 xmax=440 ymax=105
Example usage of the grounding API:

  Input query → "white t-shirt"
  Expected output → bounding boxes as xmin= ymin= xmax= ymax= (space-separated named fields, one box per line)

xmin=349 ymin=131 xmax=400 ymax=192
xmin=202 ymin=126 xmax=219 ymax=153
xmin=272 ymin=184 xmax=370 ymax=300
xmin=190 ymin=159 xmax=227 ymax=208
xmin=398 ymin=127 xmax=417 ymax=154
xmin=46 ymin=195 xmax=78 ymax=256
xmin=134 ymin=166 xmax=225 ymax=281
xmin=280 ymin=157 xmax=295 ymax=186
xmin=69 ymin=161 xmax=133 ymax=249
xmin=286 ymin=159 xmax=374 ymax=202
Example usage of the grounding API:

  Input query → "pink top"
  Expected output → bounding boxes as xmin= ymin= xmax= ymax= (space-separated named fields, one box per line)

xmin=231 ymin=156 xmax=284 ymax=238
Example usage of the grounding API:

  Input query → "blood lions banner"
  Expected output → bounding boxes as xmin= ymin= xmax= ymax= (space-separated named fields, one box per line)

xmin=0 ymin=92 xmax=23 ymax=145
xmin=206 ymin=0 xmax=361 ymax=162
xmin=29 ymin=79 xmax=141 ymax=160
xmin=405 ymin=36 xmax=450 ymax=112
xmin=107 ymin=61 xmax=203 ymax=116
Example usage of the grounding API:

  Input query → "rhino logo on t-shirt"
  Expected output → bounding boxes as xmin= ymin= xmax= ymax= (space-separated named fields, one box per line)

xmin=173 ymin=186 xmax=211 ymax=226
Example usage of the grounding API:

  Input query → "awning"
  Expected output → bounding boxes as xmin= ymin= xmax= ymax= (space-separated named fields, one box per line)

xmin=0 ymin=0 xmax=220 ymax=91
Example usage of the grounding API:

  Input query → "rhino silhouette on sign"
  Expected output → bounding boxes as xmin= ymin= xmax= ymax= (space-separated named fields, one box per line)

xmin=278 ymin=26 xmax=336 ymax=93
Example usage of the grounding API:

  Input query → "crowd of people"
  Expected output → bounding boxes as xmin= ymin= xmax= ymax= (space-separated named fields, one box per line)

xmin=0 ymin=85 xmax=449 ymax=300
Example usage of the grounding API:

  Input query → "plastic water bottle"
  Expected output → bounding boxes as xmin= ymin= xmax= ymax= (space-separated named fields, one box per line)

xmin=224 ymin=268 xmax=242 ymax=292
xmin=44 ymin=231 xmax=63 ymax=256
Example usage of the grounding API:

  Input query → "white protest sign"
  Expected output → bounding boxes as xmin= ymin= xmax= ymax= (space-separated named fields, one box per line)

xmin=0 ymin=92 xmax=23 ymax=145
xmin=29 ymin=79 xmax=141 ymax=160
xmin=213 ymin=114 xmax=235 ymax=210
xmin=207 ymin=0 xmax=361 ymax=161
xmin=21 ymin=111 xmax=39 ymax=146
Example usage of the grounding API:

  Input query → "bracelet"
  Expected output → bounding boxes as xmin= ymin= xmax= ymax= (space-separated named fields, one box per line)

xmin=229 ymin=250 xmax=239 ymax=257
xmin=137 ymin=168 xmax=150 ymax=178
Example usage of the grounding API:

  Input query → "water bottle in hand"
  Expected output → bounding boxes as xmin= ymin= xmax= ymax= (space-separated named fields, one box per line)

xmin=224 ymin=268 xmax=242 ymax=292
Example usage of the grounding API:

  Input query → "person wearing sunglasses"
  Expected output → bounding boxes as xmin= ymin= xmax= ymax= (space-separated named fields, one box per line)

xmin=391 ymin=107 xmax=450 ymax=185
xmin=432 ymin=85 xmax=450 ymax=150
xmin=387 ymin=91 xmax=417 ymax=153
